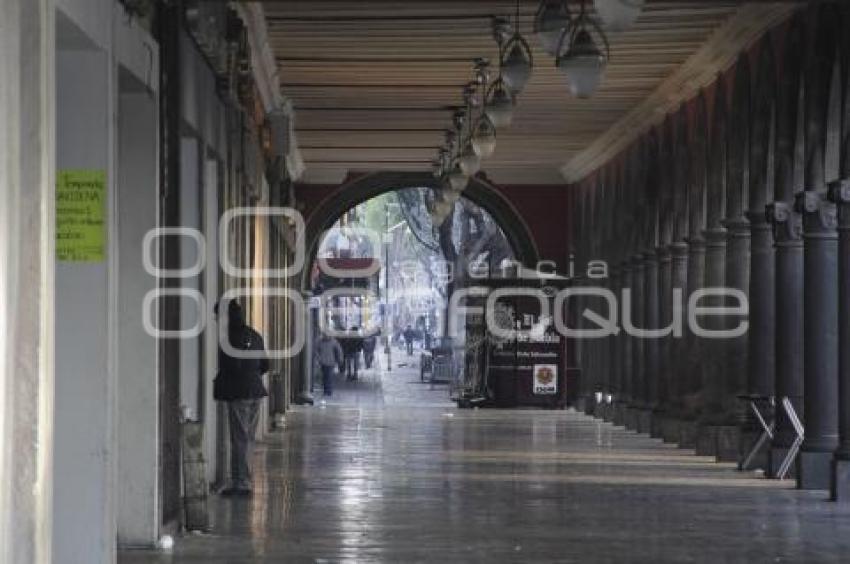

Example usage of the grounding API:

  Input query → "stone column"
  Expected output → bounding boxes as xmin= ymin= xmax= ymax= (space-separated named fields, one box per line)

xmin=643 ymin=250 xmax=660 ymax=432
xmin=795 ymin=190 xmax=839 ymax=489
xmin=748 ymin=230 xmax=776 ymax=346
xmin=765 ymin=16 xmax=804 ymax=477
xmin=740 ymin=40 xmax=777 ymax=470
xmin=716 ymin=56 xmax=751 ymax=462
xmin=830 ymin=180 xmax=850 ymax=500
xmin=696 ymin=78 xmax=729 ymax=457
xmin=665 ymin=110 xmax=690 ymax=445
xmin=618 ymin=259 xmax=634 ymax=426
xmin=696 ymin=227 xmax=728 ymax=456
xmin=630 ymin=253 xmax=647 ymax=432
xmin=605 ymin=263 xmax=620 ymax=423
xmin=745 ymin=207 xmax=776 ymax=445
xmin=653 ymin=245 xmax=673 ymax=439
xmin=680 ymin=235 xmax=705 ymax=447
xmin=766 ymin=202 xmax=804 ymax=474
xmin=719 ymin=216 xmax=750 ymax=460
xmin=680 ymin=95 xmax=708 ymax=448
xmin=795 ymin=23 xmax=840 ymax=489
xmin=666 ymin=241 xmax=689 ymax=444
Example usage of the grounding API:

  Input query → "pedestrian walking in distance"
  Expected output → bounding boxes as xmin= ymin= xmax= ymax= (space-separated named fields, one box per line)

xmin=315 ymin=332 xmax=343 ymax=396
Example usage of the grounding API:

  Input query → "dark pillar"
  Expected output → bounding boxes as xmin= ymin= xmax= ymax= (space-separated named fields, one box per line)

xmin=668 ymin=241 xmax=689 ymax=444
xmin=644 ymin=250 xmax=660 ymax=420
xmin=719 ymin=217 xmax=750 ymax=460
xmin=701 ymin=227 xmax=728 ymax=413
xmin=653 ymin=246 xmax=673 ymax=439
xmin=606 ymin=265 xmax=620 ymax=423
xmin=630 ymin=253 xmax=647 ymax=431
xmin=682 ymin=236 xmax=705 ymax=426
xmin=830 ymin=181 xmax=850 ymax=500
xmin=619 ymin=260 xmax=633 ymax=426
xmin=766 ymin=202 xmax=804 ymax=476
xmin=795 ymin=190 xmax=839 ymax=489
xmin=829 ymin=180 xmax=850 ymax=502
xmin=695 ymin=227 xmax=728 ymax=456
xmin=744 ymin=210 xmax=776 ymax=463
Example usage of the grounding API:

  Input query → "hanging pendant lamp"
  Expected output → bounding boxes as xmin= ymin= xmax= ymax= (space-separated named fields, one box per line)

xmin=501 ymin=38 xmax=533 ymax=94
xmin=447 ymin=161 xmax=470 ymax=191
xmin=499 ymin=1 xmax=534 ymax=95
xmin=556 ymin=0 xmax=610 ymax=99
xmin=458 ymin=141 xmax=481 ymax=176
xmin=594 ymin=0 xmax=645 ymax=31
xmin=471 ymin=116 xmax=497 ymax=158
xmin=534 ymin=0 xmax=572 ymax=56
xmin=484 ymin=79 xmax=515 ymax=128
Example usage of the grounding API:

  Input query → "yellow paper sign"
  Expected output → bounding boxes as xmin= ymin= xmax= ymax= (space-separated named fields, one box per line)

xmin=56 ymin=169 xmax=106 ymax=262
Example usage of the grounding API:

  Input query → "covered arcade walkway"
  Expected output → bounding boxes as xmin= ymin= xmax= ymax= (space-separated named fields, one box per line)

xmin=122 ymin=406 xmax=850 ymax=563
xmin=7 ymin=1 xmax=850 ymax=563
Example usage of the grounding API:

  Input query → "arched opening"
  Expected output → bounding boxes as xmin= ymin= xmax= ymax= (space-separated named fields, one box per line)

xmin=301 ymin=180 xmax=522 ymax=407
xmin=298 ymin=171 xmax=540 ymax=295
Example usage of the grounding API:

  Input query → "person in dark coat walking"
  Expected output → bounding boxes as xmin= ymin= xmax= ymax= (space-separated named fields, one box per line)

xmin=213 ymin=300 xmax=268 ymax=497
xmin=362 ymin=334 xmax=377 ymax=369
xmin=341 ymin=327 xmax=364 ymax=381
xmin=315 ymin=332 xmax=343 ymax=396
xmin=403 ymin=325 xmax=416 ymax=356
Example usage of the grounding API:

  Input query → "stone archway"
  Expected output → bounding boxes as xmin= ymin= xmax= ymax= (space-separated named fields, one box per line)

xmin=299 ymin=171 xmax=541 ymax=293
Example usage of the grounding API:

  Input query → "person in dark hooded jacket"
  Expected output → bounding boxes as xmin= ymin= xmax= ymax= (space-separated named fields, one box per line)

xmin=214 ymin=300 xmax=268 ymax=496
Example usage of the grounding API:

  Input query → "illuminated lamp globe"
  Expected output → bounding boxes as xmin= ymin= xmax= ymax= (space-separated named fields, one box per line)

xmin=594 ymin=0 xmax=645 ymax=32
xmin=447 ymin=162 xmax=470 ymax=191
xmin=484 ymin=85 xmax=515 ymax=129
xmin=557 ymin=29 xmax=607 ymax=99
xmin=501 ymin=41 xmax=533 ymax=94
xmin=471 ymin=117 xmax=497 ymax=158
xmin=534 ymin=1 xmax=572 ymax=56
xmin=458 ymin=142 xmax=481 ymax=176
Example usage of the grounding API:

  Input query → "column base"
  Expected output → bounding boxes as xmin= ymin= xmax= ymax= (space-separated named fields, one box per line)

xmin=715 ymin=426 xmax=741 ymax=462
xmin=662 ymin=417 xmax=680 ymax=444
xmin=678 ymin=420 xmax=697 ymax=449
xmin=624 ymin=407 xmax=640 ymax=431
xmin=613 ymin=403 xmax=627 ymax=426
xmin=574 ymin=397 xmax=587 ymax=413
xmin=831 ymin=458 xmax=850 ymax=502
xmin=593 ymin=402 xmax=604 ymax=419
xmin=797 ymin=450 xmax=832 ymax=490
xmin=636 ymin=409 xmax=653 ymax=435
xmin=650 ymin=412 xmax=665 ymax=439
xmin=695 ymin=426 xmax=718 ymax=457
xmin=295 ymin=392 xmax=315 ymax=406
xmin=767 ymin=447 xmax=796 ymax=479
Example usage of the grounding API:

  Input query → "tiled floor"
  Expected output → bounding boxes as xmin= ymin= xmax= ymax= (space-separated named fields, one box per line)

xmin=120 ymin=356 xmax=850 ymax=562
xmin=316 ymin=345 xmax=454 ymax=409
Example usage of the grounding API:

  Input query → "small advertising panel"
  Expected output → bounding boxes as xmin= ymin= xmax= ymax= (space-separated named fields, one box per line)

xmin=533 ymin=364 xmax=558 ymax=395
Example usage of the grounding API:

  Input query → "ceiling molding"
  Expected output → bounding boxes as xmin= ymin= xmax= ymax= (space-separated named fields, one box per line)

xmin=235 ymin=2 xmax=306 ymax=180
xmin=560 ymin=2 xmax=799 ymax=184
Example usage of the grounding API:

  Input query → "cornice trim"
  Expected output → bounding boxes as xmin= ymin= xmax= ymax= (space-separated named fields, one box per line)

xmin=560 ymin=3 xmax=798 ymax=184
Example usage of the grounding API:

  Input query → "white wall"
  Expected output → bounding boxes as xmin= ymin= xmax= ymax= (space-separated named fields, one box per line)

xmin=179 ymin=137 xmax=203 ymax=420
xmin=0 ymin=0 xmax=54 ymax=563
xmin=53 ymin=1 xmax=161 ymax=561
xmin=54 ymin=38 xmax=114 ymax=564
xmin=116 ymin=75 xmax=159 ymax=547
xmin=203 ymin=159 xmax=221 ymax=486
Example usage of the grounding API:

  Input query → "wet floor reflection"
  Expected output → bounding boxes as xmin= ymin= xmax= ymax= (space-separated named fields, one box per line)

xmin=120 ymin=407 xmax=850 ymax=563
